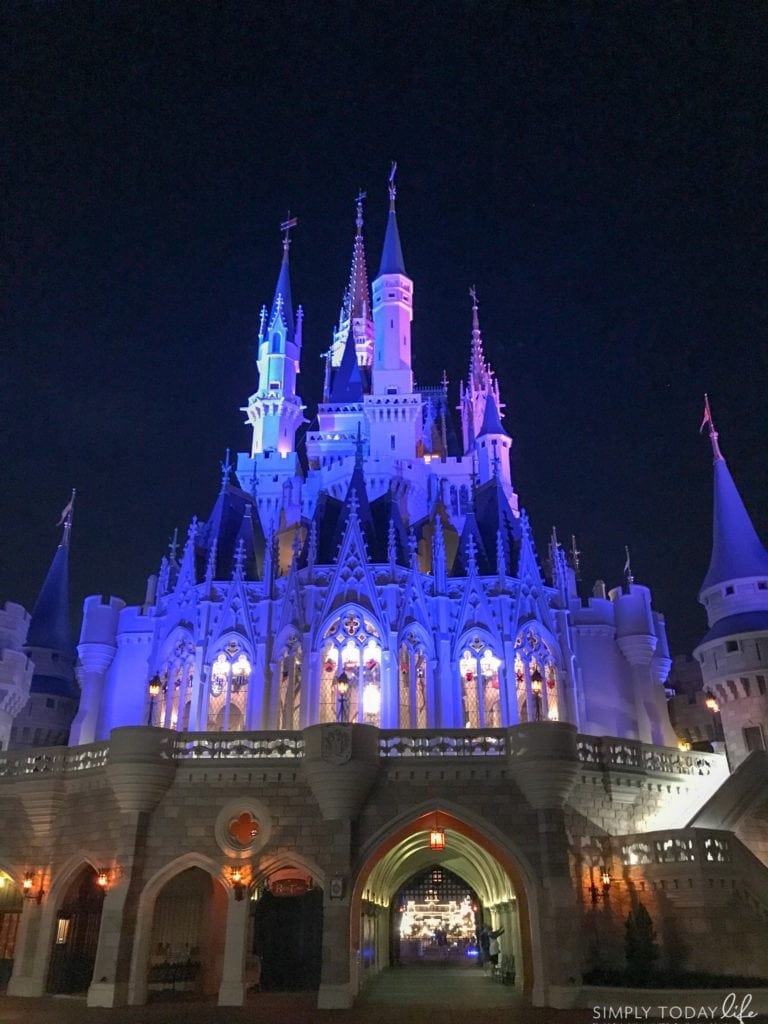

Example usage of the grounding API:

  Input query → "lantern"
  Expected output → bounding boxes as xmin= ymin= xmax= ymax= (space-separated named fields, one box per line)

xmin=430 ymin=827 xmax=446 ymax=851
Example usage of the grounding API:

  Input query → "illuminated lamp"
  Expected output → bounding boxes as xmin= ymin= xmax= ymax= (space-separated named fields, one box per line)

xmin=678 ymin=740 xmax=691 ymax=752
xmin=704 ymin=691 xmax=719 ymax=713
xmin=230 ymin=867 xmax=246 ymax=902
xmin=362 ymin=683 xmax=381 ymax=719
xmin=23 ymin=871 xmax=44 ymax=904
xmin=147 ymin=675 xmax=162 ymax=726
xmin=531 ymin=668 xmax=543 ymax=721
xmin=97 ymin=868 xmax=110 ymax=890
xmin=429 ymin=814 xmax=446 ymax=851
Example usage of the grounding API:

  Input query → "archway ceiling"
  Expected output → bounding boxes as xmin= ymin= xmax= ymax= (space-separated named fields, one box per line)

xmin=363 ymin=829 xmax=515 ymax=907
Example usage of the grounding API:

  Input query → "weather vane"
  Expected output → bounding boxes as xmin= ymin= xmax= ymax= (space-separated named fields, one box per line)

xmin=469 ymin=285 xmax=478 ymax=306
xmin=388 ymin=161 xmax=398 ymax=206
xmin=280 ymin=213 xmax=298 ymax=249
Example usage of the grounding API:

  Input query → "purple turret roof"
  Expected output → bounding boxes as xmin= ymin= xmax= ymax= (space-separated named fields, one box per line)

xmin=476 ymin=393 xmax=509 ymax=439
xmin=377 ymin=167 xmax=407 ymax=277
xmin=27 ymin=539 xmax=74 ymax=654
xmin=702 ymin=456 xmax=768 ymax=590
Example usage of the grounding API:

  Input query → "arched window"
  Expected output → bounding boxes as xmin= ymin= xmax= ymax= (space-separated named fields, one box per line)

xmin=459 ymin=636 xmax=502 ymax=728
xmin=153 ymin=635 xmax=195 ymax=730
xmin=206 ymin=640 xmax=252 ymax=731
xmin=399 ymin=632 xmax=428 ymax=728
xmin=277 ymin=634 xmax=302 ymax=730
xmin=514 ymin=627 xmax=560 ymax=722
xmin=319 ymin=613 xmax=382 ymax=725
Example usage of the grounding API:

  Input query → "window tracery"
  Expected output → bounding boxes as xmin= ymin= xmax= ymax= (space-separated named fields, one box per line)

xmin=399 ymin=631 xmax=428 ymax=728
xmin=154 ymin=635 xmax=195 ymax=730
xmin=206 ymin=640 xmax=251 ymax=731
xmin=514 ymin=627 xmax=560 ymax=722
xmin=320 ymin=613 xmax=382 ymax=725
xmin=459 ymin=637 xmax=502 ymax=728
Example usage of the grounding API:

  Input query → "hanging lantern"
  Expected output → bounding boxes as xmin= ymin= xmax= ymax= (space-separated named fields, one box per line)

xmin=429 ymin=826 xmax=446 ymax=851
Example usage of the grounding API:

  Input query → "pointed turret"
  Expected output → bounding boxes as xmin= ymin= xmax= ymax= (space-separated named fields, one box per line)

xmin=244 ymin=217 xmax=306 ymax=457
xmin=378 ymin=172 xmax=407 ymax=277
xmin=12 ymin=498 xmax=79 ymax=749
xmin=331 ymin=192 xmax=374 ymax=371
xmin=697 ymin=397 xmax=768 ymax=632
xmin=329 ymin=327 xmax=364 ymax=404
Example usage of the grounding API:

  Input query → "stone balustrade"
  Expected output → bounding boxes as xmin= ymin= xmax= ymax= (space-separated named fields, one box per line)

xmin=0 ymin=725 xmax=722 ymax=779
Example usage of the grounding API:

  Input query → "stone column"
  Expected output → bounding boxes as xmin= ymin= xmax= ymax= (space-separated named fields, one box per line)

xmin=87 ymin=726 xmax=176 ymax=1007
xmin=6 ymin=897 xmax=47 ymax=997
xmin=302 ymin=724 xmax=380 ymax=1008
xmin=217 ymin=891 xmax=250 ymax=1005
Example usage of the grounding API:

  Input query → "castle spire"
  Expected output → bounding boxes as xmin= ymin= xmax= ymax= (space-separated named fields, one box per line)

xmin=27 ymin=497 xmax=76 ymax=653
xmin=700 ymin=401 xmax=768 ymax=592
xmin=269 ymin=214 xmax=297 ymax=340
xmin=469 ymin=285 xmax=486 ymax=387
xmin=378 ymin=162 xmax=406 ymax=276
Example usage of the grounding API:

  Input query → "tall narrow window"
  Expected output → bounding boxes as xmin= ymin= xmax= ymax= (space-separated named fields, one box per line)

xmin=459 ymin=637 xmax=502 ymax=728
xmin=320 ymin=615 xmax=382 ymax=725
xmin=206 ymin=643 xmax=251 ymax=731
xmin=277 ymin=635 xmax=302 ymax=730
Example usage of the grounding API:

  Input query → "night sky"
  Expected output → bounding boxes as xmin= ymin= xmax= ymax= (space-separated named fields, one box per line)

xmin=2 ymin=1 xmax=766 ymax=657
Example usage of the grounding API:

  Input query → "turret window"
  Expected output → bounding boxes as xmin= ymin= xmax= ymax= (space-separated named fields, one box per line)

xmin=726 ymin=641 xmax=739 ymax=653
xmin=725 ymin=586 xmax=735 ymax=596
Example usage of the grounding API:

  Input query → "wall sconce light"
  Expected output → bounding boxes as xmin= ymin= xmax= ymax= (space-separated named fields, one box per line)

xmin=148 ymin=675 xmax=162 ymax=726
xmin=230 ymin=867 xmax=246 ymax=901
xmin=23 ymin=871 xmax=44 ymax=904
xmin=678 ymin=740 xmax=692 ymax=752
xmin=588 ymin=864 xmax=612 ymax=904
xmin=704 ymin=690 xmax=720 ymax=713
xmin=97 ymin=868 xmax=110 ymax=891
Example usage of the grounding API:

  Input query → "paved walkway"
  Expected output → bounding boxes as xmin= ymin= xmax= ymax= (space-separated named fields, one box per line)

xmin=0 ymin=964 xmax=594 ymax=1024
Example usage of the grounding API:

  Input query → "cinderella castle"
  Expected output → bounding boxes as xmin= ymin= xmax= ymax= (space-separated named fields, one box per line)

xmin=1 ymin=172 xmax=767 ymax=1012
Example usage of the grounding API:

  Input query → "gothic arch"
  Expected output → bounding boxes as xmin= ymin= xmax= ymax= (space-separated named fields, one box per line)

xmin=127 ymin=851 xmax=228 ymax=1005
xmin=454 ymin=629 xmax=505 ymax=728
xmin=251 ymin=851 xmax=326 ymax=892
xmin=351 ymin=798 xmax=544 ymax=1002
xmin=317 ymin=608 xmax=384 ymax=725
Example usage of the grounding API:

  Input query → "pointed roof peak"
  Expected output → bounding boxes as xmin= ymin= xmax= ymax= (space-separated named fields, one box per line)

xmin=702 ymin=452 xmax=768 ymax=591
xmin=329 ymin=325 xmax=364 ymax=403
xmin=343 ymin=191 xmax=372 ymax=323
xmin=477 ymin=392 xmax=508 ymax=440
xmin=268 ymin=215 xmax=298 ymax=339
xmin=27 ymin=530 xmax=74 ymax=655
xmin=377 ymin=162 xmax=407 ymax=277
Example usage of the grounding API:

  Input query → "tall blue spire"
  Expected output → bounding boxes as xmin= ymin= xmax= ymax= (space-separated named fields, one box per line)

xmin=476 ymin=392 xmax=509 ymax=440
xmin=268 ymin=216 xmax=297 ymax=341
xmin=27 ymin=500 xmax=75 ymax=654
xmin=701 ymin=399 xmax=768 ymax=591
xmin=377 ymin=162 xmax=407 ymax=277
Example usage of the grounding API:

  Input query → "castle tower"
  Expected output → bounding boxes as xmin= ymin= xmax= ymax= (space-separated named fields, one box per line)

xmin=458 ymin=288 xmax=504 ymax=456
xmin=368 ymin=166 xmax=421 ymax=459
xmin=239 ymin=220 xmax=305 ymax=531
xmin=243 ymin=218 xmax=305 ymax=457
xmin=694 ymin=397 xmax=768 ymax=766
xmin=329 ymin=192 xmax=374 ymax=371
xmin=10 ymin=497 xmax=79 ymax=748
xmin=0 ymin=603 xmax=34 ymax=750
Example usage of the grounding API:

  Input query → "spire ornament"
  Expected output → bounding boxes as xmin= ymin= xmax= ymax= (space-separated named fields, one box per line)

xmin=623 ymin=545 xmax=634 ymax=586
xmin=570 ymin=534 xmax=581 ymax=581
xmin=56 ymin=489 xmax=76 ymax=548
xmin=700 ymin=393 xmax=724 ymax=463
xmin=388 ymin=161 xmax=397 ymax=210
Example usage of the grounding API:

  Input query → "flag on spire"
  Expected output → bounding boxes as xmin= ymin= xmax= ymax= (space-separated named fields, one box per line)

xmin=699 ymin=394 xmax=713 ymax=433
xmin=57 ymin=489 xmax=76 ymax=528
xmin=699 ymin=393 xmax=724 ymax=462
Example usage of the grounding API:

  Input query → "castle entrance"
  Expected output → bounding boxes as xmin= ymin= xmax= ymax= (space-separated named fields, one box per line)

xmin=0 ymin=872 xmax=22 ymax=990
xmin=352 ymin=809 xmax=534 ymax=1004
xmin=145 ymin=866 xmax=227 ymax=999
xmin=250 ymin=883 xmax=323 ymax=991
xmin=46 ymin=865 xmax=104 ymax=994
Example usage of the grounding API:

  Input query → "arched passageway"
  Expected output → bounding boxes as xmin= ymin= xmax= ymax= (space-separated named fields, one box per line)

xmin=250 ymin=885 xmax=323 ymax=990
xmin=352 ymin=809 xmax=539 ymax=1003
xmin=0 ymin=872 xmax=22 ymax=990
xmin=393 ymin=864 xmax=482 ymax=964
xmin=46 ymin=865 xmax=104 ymax=994
xmin=146 ymin=867 xmax=227 ymax=999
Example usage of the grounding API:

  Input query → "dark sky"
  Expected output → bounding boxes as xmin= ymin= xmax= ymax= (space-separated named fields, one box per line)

xmin=1 ymin=1 xmax=766 ymax=657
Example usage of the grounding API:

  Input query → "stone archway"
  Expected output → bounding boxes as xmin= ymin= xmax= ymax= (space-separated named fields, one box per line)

xmin=46 ymin=864 xmax=105 ymax=994
xmin=145 ymin=866 xmax=227 ymax=999
xmin=127 ymin=853 xmax=232 ymax=1006
xmin=349 ymin=806 xmax=543 ymax=1004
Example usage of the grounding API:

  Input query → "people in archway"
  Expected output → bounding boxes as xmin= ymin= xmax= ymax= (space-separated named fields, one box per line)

xmin=479 ymin=924 xmax=504 ymax=970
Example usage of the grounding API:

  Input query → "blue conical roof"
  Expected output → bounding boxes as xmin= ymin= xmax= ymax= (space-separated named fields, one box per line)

xmin=702 ymin=457 xmax=768 ymax=590
xmin=329 ymin=328 xmax=364 ymax=403
xmin=476 ymin=393 xmax=509 ymax=439
xmin=378 ymin=208 xmax=407 ymax=277
xmin=268 ymin=248 xmax=295 ymax=340
xmin=27 ymin=542 xmax=74 ymax=654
